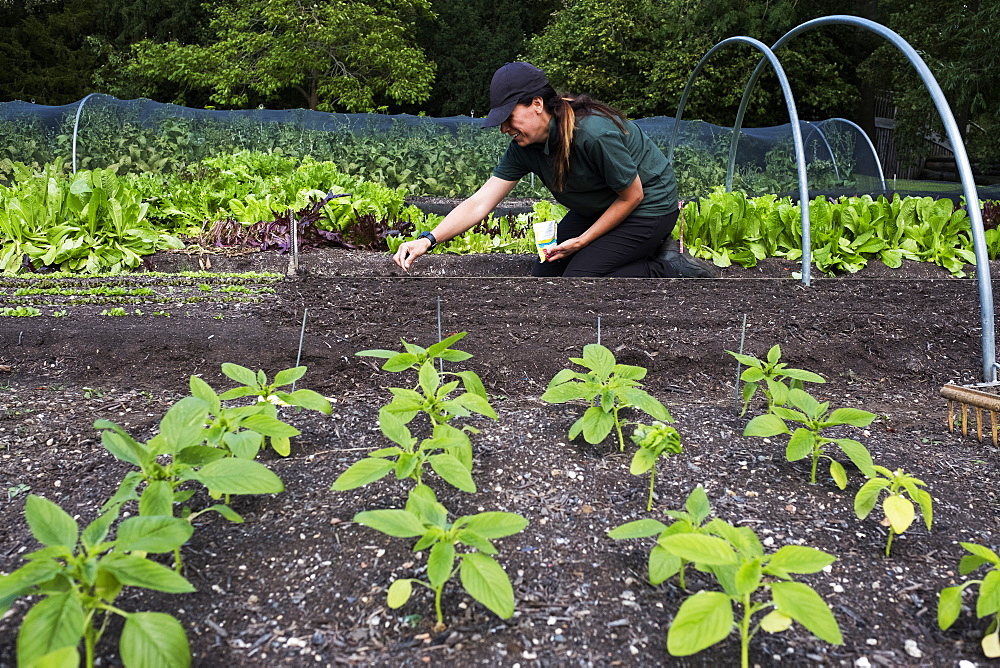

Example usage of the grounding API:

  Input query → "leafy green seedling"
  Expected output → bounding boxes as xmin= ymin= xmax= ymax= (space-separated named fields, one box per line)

xmin=854 ymin=465 xmax=932 ymax=556
xmin=662 ymin=519 xmax=842 ymax=668
xmin=190 ymin=374 xmax=308 ymax=459
xmin=358 ymin=333 xmax=496 ymax=430
xmin=99 ymin=397 xmax=285 ymax=569
xmin=0 ymin=495 xmax=194 ymax=668
xmin=727 ymin=344 xmax=825 ymax=415
xmin=542 ymin=343 xmax=672 ymax=450
xmin=629 ymin=421 xmax=682 ymax=511
xmin=353 ymin=485 xmax=527 ymax=630
xmin=331 ymin=408 xmax=475 ymax=493
xmin=213 ymin=363 xmax=332 ymax=455
xmin=744 ymin=387 xmax=876 ymax=487
xmin=608 ymin=485 xmax=712 ymax=589
xmin=938 ymin=542 xmax=1000 ymax=658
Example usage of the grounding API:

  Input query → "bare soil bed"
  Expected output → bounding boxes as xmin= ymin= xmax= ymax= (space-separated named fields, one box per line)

xmin=2 ymin=248 xmax=1000 ymax=667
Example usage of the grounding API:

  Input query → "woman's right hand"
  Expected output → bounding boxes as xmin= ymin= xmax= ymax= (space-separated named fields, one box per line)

xmin=392 ymin=238 xmax=433 ymax=271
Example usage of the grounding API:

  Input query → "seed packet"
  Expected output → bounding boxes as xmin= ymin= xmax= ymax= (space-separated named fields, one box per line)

xmin=533 ymin=220 xmax=557 ymax=262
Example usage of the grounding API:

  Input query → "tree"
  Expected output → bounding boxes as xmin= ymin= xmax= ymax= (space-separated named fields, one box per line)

xmin=404 ymin=0 xmax=560 ymax=117
xmin=861 ymin=0 xmax=1000 ymax=165
xmin=129 ymin=0 xmax=436 ymax=112
xmin=525 ymin=0 xmax=872 ymax=126
xmin=0 ymin=0 xmax=97 ymax=104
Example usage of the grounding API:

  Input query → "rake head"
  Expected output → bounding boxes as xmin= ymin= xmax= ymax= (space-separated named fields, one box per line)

xmin=941 ymin=384 xmax=1000 ymax=446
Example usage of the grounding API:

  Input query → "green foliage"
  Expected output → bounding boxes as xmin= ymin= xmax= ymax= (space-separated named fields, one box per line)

xmin=938 ymin=542 xmax=1000 ymax=658
xmin=608 ymin=485 xmax=713 ymax=590
xmin=0 ymin=306 xmax=42 ymax=316
xmin=0 ymin=495 xmax=193 ymax=668
xmin=855 ymin=466 xmax=933 ymax=557
xmin=727 ymin=344 xmax=825 ymax=415
xmin=354 ymin=484 xmax=528 ymax=628
xmin=190 ymin=364 xmax=332 ymax=458
xmin=744 ymin=388 xmax=876 ymax=488
xmin=629 ymin=421 xmax=683 ymax=511
xmin=542 ymin=344 xmax=672 ymax=451
xmin=526 ymin=0 xmax=859 ymax=123
xmin=129 ymin=0 xmax=435 ymax=112
xmin=659 ymin=517 xmax=842 ymax=667
xmin=680 ymin=191 xmax=982 ymax=277
xmin=98 ymin=394 xmax=286 ymax=569
xmin=0 ymin=161 xmax=183 ymax=274
xmin=336 ymin=333 xmax=494 ymax=493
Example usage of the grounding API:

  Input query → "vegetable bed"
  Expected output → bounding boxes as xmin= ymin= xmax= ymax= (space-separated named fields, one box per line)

xmin=1 ymin=250 xmax=998 ymax=667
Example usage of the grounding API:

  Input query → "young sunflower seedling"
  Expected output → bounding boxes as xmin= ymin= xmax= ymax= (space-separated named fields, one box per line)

xmin=662 ymin=519 xmax=842 ymax=668
xmin=357 ymin=333 xmax=496 ymax=431
xmin=0 ymin=495 xmax=194 ymax=668
xmin=608 ymin=485 xmax=712 ymax=590
xmin=629 ymin=421 xmax=682 ymax=511
xmin=854 ymin=465 xmax=933 ymax=556
xmin=330 ymin=408 xmax=476 ymax=493
xmin=99 ymin=396 xmax=285 ymax=570
xmin=743 ymin=387 xmax=876 ymax=487
xmin=353 ymin=485 xmax=528 ymax=631
xmin=938 ymin=542 xmax=1000 ymax=658
xmin=542 ymin=343 xmax=672 ymax=451
xmin=210 ymin=363 xmax=332 ymax=456
xmin=727 ymin=344 xmax=825 ymax=415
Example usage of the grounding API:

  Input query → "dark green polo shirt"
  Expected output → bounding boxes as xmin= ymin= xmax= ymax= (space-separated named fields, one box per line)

xmin=493 ymin=114 xmax=678 ymax=217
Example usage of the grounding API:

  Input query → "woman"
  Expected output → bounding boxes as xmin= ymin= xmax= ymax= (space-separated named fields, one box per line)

xmin=392 ymin=62 xmax=718 ymax=278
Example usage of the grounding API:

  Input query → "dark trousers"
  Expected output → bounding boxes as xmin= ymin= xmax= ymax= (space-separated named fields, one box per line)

xmin=531 ymin=209 xmax=678 ymax=278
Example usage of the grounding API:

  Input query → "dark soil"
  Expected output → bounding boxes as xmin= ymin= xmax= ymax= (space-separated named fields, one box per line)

xmin=2 ymin=248 xmax=1000 ymax=667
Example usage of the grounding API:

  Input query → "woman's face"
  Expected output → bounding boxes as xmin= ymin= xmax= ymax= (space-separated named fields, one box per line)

xmin=499 ymin=97 xmax=550 ymax=146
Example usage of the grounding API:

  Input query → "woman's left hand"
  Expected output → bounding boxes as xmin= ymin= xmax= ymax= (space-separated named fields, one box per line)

xmin=543 ymin=237 xmax=587 ymax=263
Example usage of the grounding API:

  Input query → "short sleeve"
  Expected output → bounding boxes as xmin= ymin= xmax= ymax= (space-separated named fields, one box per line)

xmin=493 ymin=142 xmax=530 ymax=181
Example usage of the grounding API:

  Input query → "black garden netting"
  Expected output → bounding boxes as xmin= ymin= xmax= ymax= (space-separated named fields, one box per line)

xmin=1 ymin=94 xmax=975 ymax=201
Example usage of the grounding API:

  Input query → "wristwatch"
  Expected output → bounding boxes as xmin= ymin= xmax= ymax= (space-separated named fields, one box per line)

xmin=417 ymin=231 xmax=438 ymax=250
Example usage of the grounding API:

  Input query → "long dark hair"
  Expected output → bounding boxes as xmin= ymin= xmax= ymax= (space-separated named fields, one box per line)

xmin=517 ymin=85 xmax=628 ymax=191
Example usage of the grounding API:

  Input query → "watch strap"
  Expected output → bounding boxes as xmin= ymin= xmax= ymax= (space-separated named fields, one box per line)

xmin=417 ymin=231 xmax=437 ymax=249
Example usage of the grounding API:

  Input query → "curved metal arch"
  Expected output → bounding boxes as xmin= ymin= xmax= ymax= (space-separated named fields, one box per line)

xmin=730 ymin=15 xmax=994 ymax=382
xmin=815 ymin=117 xmax=888 ymax=192
xmin=668 ymin=36 xmax=814 ymax=285
xmin=72 ymin=93 xmax=99 ymax=174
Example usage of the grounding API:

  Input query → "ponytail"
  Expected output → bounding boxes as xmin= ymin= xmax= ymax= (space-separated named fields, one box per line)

xmin=519 ymin=87 xmax=628 ymax=191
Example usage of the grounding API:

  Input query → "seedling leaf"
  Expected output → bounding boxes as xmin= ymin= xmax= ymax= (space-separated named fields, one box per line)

xmin=354 ymin=509 xmax=426 ymax=538
xmin=17 ymin=592 xmax=85 ymax=668
xmin=883 ymin=495 xmax=915 ymax=534
xmin=459 ymin=553 xmax=515 ymax=619
xmin=666 ymin=591 xmax=733 ymax=656
xmin=120 ymin=612 xmax=191 ymax=668
xmin=25 ymin=496 xmax=78 ymax=549
xmin=771 ymin=581 xmax=842 ymax=644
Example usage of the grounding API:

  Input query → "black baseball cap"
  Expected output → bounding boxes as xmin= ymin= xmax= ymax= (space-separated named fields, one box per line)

xmin=482 ymin=62 xmax=550 ymax=128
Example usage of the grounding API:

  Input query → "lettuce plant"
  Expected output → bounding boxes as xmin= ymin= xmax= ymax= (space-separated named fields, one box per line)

xmin=542 ymin=344 xmax=672 ymax=451
xmin=331 ymin=408 xmax=475 ymax=493
xmin=353 ymin=485 xmax=527 ymax=630
xmin=661 ymin=520 xmax=842 ymax=667
xmin=726 ymin=343 xmax=825 ymax=415
xmin=0 ymin=496 xmax=194 ymax=668
xmin=608 ymin=485 xmax=712 ymax=589
xmin=629 ymin=421 xmax=682 ymax=511
xmin=938 ymin=542 xmax=1000 ymax=658
xmin=743 ymin=387 xmax=876 ymax=487
xmin=854 ymin=465 xmax=933 ymax=556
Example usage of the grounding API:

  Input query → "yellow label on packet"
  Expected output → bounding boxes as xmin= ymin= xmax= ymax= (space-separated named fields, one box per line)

xmin=533 ymin=220 xmax=557 ymax=261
